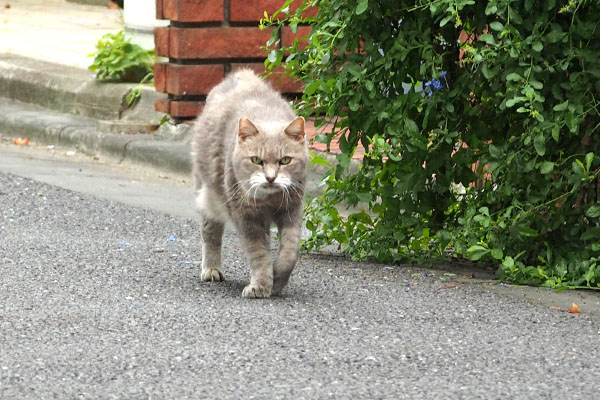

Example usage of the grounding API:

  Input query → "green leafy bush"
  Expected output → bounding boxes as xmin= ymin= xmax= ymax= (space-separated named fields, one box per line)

xmin=88 ymin=30 xmax=154 ymax=82
xmin=264 ymin=0 xmax=600 ymax=289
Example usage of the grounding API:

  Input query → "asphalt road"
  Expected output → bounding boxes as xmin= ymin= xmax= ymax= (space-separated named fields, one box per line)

xmin=1 ymin=144 xmax=600 ymax=399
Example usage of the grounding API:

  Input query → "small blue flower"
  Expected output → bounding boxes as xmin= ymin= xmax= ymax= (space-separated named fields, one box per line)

xmin=167 ymin=235 xmax=176 ymax=242
xmin=424 ymin=81 xmax=434 ymax=97
xmin=431 ymin=79 xmax=442 ymax=90
xmin=438 ymin=70 xmax=447 ymax=78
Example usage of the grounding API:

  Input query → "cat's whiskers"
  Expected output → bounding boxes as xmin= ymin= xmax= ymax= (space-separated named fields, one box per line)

xmin=288 ymin=180 xmax=304 ymax=200
xmin=226 ymin=180 xmax=250 ymax=205
xmin=241 ymin=184 xmax=258 ymax=209
xmin=274 ymin=182 xmax=290 ymax=214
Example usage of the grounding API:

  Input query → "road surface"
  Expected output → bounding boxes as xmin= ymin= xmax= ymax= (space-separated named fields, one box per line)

xmin=1 ymin=144 xmax=599 ymax=399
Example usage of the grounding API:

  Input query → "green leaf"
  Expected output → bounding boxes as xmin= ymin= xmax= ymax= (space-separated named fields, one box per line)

xmin=534 ymin=135 xmax=546 ymax=156
xmin=346 ymin=63 xmax=362 ymax=78
xmin=532 ymin=42 xmax=543 ymax=52
xmin=336 ymin=152 xmax=351 ymax=169
xmin=304 ymin=80 xmax=321 ymax=96
xmin=310 ymin=154 xmax=332 ymax=168
xmin=479 ymin=34 xmax=495 ymax=45
xmin=490 ymin=21 xmax=504 ymax=31
xmin=349 ymin=95 xmax=361 ymax=111
xmin=485 ymin=4 xmax=498 ymax=15
xmin=581 ymin=227 xmax=600 ymax=241
xmin=551 ymin=125 xmax=560 ymax=142
xmin=491 ymin=248 xmax=504 ymax=260
xmin=506 ymin=72 xmax=523 ymax=82
xmin=518 ymin=226 xmax=539 ymax=237
xmin=546 ymin=28 xmax=566 ymax=43
xmin=356 ymin=0 xmax=368 ymax=15
xmin=439 ymin=15 xmax=453 ymax=27
xmin=315 ymin=134 xmax=329 ymax=143
xmin=572 ymin=160 xmax=585 ymax=177
xmin=553 ymin=100 xmax=569 ymax=111
xmin=481 ymin=63 xmax=492 ymax=79
xmin=467 ymin=245 xmax=489 ymax=261
xmin=540 ymin=161 xmax=554 ymax=174
xmin=565 ymin=113 xmax=578 ymax=132
xmin=585 ymin=152 xmax=594 ymax=171
xmin=268 ymin=50 xmax=279 ymax=63
xmin=356 ymin=192 xmax=372 ymax=202
xmin=506 ymin=97 xmax=526 ymax=107
xmin=489 ymin=144 xmax=502 ymax=158
xmin=320 ymin=51 xmax=331 ymax=65
xmin=586 ymin=205 xmax=600 ymax=218
xmin=502 ymin=256 xmax=515 ymax=269
xmin=529 ymin=80 xmax=543 ymax=90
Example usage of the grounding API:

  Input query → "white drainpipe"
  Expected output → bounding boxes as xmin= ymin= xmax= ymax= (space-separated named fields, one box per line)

xmin=123 ymin=0 xmax=168 ymax=50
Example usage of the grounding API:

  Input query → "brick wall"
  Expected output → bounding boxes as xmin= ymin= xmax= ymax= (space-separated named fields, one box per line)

xmin=153 ymin=0 xmax=311 ymax=119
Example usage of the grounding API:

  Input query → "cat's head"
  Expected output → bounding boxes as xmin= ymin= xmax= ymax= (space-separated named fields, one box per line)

xmin=233 ymin=117 xmax=307 ymax=199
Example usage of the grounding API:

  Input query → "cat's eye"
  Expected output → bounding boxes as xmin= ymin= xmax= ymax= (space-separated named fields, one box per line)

xmin=279 ymin=156 xmax=292 ymax=165
xmin=250 ymin=156 xmax=263 ymax=165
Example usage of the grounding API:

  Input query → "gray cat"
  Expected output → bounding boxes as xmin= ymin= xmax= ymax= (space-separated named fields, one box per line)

xmin=191 ymin=70 xmax=308 ymax=298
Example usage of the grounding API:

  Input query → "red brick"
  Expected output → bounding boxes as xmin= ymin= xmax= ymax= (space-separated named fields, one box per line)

xmin=162 ymin=0 xmax=224 ymax=22
xmin=169 ymin=27 xmax=274 ymax=59
xmin=170 ymin=101 xmax=205 ymax=118
xmin=154 ymin=63 xmax=167 ymax=93
xmin=229 ymin=0 xmax=285 ymax=22
xmin=154 ymin=27 xmax=169 ymax=57
xmin=281 ymin=25 xmax=311 ymax=50
xmin=154 ymin=99 xmax=205 ymax=118
xmin=165 ymin=64 xmax=225 ymax=95
xmin=229 ymin=0 xmax=317 ymax=22
xmin=231 ymin=63 xmax=303 ymax=93
xmin=154 ymin=97 xmax=170 ymax=114
xmin=156 ymin=0 xmax=164 ymax=19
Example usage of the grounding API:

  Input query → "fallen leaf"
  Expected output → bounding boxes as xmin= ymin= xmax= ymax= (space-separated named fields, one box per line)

xmin=549 ymin=304 xmax=561 ymax=311
xmin=437 ymin=284 xmax=459 ymax=290
xmin=13 ymin=137 xmax=29 ymax=145
xmin=567 ymin=303 xmax=581 ymax=314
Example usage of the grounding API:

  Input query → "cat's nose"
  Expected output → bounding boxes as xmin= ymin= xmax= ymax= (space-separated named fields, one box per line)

xmin=266 ymin=176 xmax=276 ymax=184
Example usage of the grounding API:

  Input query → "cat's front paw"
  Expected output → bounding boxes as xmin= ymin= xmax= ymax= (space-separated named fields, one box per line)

xmin=201 ymin=267 xmax=224 ymax=282
xmin=242 ymin=283 xmax=271 ymax=298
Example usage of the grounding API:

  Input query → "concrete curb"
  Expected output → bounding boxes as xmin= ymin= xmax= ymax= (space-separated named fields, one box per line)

xmin=0 ymin=54 xmax=341 ymax=197
xmin=0 ymin=54 xmax=165 ymax=122
xmin=0 ymin=98 xmax=335 ymax=198
xmin=0 ymin=99 xmax=191 ymax=175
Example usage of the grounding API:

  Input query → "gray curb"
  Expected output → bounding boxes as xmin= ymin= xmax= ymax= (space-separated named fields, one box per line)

xmin=0 ymin=99 xmax=191 ymax=175
xmin=0 ymin=54 xmax=339 ymax=197
xmin=0 ymin=54 xmax=166 ymax=122
xmin=0 ymin=98 xmax=335 ymax=199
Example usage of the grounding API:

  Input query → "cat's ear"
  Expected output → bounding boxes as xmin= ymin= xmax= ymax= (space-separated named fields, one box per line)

xmin=284 ymin=117 xmax=305 ymax=141
xmin=238 ymin=118 xmax=259 ymax=141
